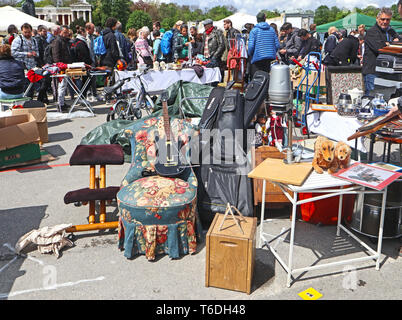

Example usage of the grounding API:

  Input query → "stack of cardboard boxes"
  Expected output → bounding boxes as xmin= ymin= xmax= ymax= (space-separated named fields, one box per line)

xmin=0 ymin=104 xmax=48 ymax=169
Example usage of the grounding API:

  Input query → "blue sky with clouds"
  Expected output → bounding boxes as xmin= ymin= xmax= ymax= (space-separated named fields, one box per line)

xmin=162 ymin=0 xmax=399 ymax=15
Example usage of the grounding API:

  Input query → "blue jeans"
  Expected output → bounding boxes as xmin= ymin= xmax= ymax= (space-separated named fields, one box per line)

xmin=364 ymin=74 xmax=376 ymax=96
xmin=0 ymin=88 xmax=23 ymax=100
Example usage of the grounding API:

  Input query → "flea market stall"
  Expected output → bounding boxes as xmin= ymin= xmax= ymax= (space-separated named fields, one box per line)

xmin=1 ymin=23 xmax=401 ymax=298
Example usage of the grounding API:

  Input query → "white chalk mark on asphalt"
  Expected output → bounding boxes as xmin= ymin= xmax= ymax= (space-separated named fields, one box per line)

xmin=0 ymin=276 xmax=105 ymax=299
xmin=0 ymin=243 xmax=105 ymax=299
xmin=0 ymin=256 xmax=18 ymax=274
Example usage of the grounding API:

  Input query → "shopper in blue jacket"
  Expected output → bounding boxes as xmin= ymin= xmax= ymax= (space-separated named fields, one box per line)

xmin=248 ymin=11 xmax=280 ymax=78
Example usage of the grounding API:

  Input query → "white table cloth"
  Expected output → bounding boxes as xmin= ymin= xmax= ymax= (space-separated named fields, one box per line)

xmin=307 ymin=109 xmax=366 ymax=152
xmin=115 ymin=67 xmax=222 ymax=94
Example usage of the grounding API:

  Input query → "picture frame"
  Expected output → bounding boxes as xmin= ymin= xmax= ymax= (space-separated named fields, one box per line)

xmin=332 ymin=162 xmax=402 ymax=191
xmin=369 ymin=162 xmax=402 ymax=173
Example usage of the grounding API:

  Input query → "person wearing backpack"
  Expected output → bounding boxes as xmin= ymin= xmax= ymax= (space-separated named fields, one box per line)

xmin=161 ymin=20 xmax=183 ymax=62
xmin=52 ymin=25 xmax=73 ymax=112
xmin=322 ymin=27 xmax=340 ymax=65
xmin=85 ymin=22 xmax=102 ymax=101
xmin=126 ymin=28 xmax=138 ymax=69
xmin=34 ymin=25 xmax=52 ymax=104
xmin=152 ymin=30 xmax=164 ymax=63
xmin=11 ymin=23 xmax=39 ymax=98
xmin=3 ymin=24 xmax=18 ymax=46
xmin=99 ymin=17 xmax=120 ymax=70
xmin=172 ymin=24 xmax=190 ymax=60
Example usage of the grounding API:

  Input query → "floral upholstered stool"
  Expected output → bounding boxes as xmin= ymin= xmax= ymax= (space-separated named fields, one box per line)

xmin=116 ymin=116 xmax=199 ymax=260
xmin=117 ymin=171 xmax=198 ymax=260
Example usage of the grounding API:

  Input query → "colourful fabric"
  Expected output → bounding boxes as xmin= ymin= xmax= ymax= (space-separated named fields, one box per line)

xmin=117 ymin=116 xmax=199 ymax=260
xmin=135 ymin=38 xmax=152 ymax=64
xmin=119 ymin=175 xmax=195 ymax=208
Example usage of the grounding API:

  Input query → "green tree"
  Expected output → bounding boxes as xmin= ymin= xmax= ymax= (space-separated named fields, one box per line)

xmin=357 ymin=5 xmax=380 ymax=18
xmin=126 ymin=10 xmax=152 ymax=32
xmin=34 ymin=0 xmax=55 ymax=7
xmin=70 ymin=17 xmax=85 ymax=31
xmin=329 ymin=6 xmax=340 ymax=22
xmin=391 ymin=4 xmax=402 ymax=21
xmin=335 ymin=8 xmax=351 ymax=21
xmin=206 ymin=6 xmax=235 ymax=21
xmin=111 ymin=0 xmax=131 ymax=30
xmin=314 ymin=5 xmax=331 ymax=26
xmin=262 ymin=10 xmax=281 ymax=19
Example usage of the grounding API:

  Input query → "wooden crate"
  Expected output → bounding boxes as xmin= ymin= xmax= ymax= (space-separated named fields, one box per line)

xmin=65 ymin=69 xmax=87 ymax=77
xmin=205 ymin=213 xmax=257 ymax=294
xmin=251 ymin=145 xmax=292 ymax=207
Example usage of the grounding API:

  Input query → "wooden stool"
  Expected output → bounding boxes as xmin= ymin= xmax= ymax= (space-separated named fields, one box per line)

xmin=64 ymin=144 xmax=124 ymax=233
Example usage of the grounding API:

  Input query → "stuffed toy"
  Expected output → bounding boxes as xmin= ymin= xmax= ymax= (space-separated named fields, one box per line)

xmin=335 ymin=141 xmax=351 ymax=169
xmin=312 ymin=136 xmax=338 ymax=174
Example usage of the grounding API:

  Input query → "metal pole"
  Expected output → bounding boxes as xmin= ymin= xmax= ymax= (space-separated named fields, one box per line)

xmin=287 ymin=191 xmax=298 ymax=288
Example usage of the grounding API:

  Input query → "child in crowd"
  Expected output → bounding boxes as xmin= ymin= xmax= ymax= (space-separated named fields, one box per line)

xmin=135 ymin=27 xmax=153 ymax=66
xmin=152 ymin=30 xmax=164 ymax=62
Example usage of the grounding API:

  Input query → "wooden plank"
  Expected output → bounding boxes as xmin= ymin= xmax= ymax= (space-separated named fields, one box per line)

xmin=248 ymin=158 xmax=313 ymax=186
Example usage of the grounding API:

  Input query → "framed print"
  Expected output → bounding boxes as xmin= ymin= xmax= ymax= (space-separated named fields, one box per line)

xmin=332 ymin=162 xmax=402 ymax=191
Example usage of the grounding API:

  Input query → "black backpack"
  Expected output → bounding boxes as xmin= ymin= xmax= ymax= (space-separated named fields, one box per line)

xmin=70 ymin=39 xmax=84 ymax=62
xmin=43 ymin=41 xmax=54 ymax=65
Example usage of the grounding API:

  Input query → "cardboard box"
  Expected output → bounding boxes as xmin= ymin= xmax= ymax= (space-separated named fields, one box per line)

xmin=294 ymin=69 xmax=326 ymax=88
xmin=0 ymin=143 xmax=41 ymax=168
xmin=206 ymin=213 xmax=257 ymax=294
xmin=12 ymin=107 xmax=48 ymax=143
xmin=0 ymin=114 xmax=40 ymax=151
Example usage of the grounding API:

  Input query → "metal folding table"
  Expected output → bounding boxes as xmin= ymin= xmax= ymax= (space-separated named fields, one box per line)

xmin=255 ymin=168 xmax=388 ymax=287
xmin=51 ymin=70 xmax=108 ymax=115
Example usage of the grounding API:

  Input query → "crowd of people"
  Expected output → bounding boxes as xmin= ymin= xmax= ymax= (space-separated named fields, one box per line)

xmin=1 ymin=4 xmax=402 ymax=111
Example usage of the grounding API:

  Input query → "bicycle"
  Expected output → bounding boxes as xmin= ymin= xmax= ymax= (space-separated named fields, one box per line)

xmin=105 ymin=68 xmax=156 ymax=122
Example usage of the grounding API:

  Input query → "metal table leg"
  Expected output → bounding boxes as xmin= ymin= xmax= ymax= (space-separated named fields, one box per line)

xmin=68 ymin=76 xmax=94 ymax=115
xmin=286 ymin=191 xmax=298 ymax=288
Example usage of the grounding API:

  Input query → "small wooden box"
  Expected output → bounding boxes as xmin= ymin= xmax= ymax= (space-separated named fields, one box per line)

xmin=205 ymin=213 xmax=257 ymax=294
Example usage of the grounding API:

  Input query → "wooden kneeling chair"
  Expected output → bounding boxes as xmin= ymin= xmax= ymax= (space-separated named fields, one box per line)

xmin=64 ymin=144 xmax=124 ymax=233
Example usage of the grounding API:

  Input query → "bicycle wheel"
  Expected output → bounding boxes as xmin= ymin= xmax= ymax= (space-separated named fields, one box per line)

xmin=110 ymin=100 xmax=130 ymax=121
xmin=140 ymin=95 xmax=155 ymax=116
xmin=106 ymin=108 xmax=115 ymax=122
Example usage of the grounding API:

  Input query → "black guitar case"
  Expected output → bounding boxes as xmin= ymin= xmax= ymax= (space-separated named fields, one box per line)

xmin=195 ymin=142 xmax=253 ymax=229
xmin=196 ymin=86 xmax=253 ymax=229
xmin=243 ymin=70 xmax=269 ymax=128
xmin=198 ymin=86 xmax=225 ymax=130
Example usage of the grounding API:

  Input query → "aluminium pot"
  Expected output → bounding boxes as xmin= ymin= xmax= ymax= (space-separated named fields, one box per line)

xmin=346 ymin=178 xmax=402 ymax=239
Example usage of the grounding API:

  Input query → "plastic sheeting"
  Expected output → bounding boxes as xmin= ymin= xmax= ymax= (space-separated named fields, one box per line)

xmin=152 ymin=81 xmax=213 ymax=118
xmin=80 ymin=81 xmax=211 ymax=161
xmin=80 ymin=119 xmax=134 ymax=162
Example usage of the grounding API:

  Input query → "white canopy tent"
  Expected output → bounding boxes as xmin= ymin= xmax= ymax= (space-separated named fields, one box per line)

xmin=213 ymin=12 xmax=284 ymax=32
xmin=0 ymin=6 xmax=56 ymax=34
